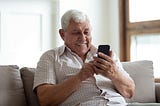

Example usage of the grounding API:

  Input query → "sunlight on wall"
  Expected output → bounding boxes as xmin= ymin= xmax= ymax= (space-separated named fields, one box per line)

xmin=0 ymin=0 xmax=57 ymax=68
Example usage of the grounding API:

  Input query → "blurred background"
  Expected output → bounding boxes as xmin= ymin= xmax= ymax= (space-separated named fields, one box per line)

xmin=0 ymin=0 xmax=159 ymax=78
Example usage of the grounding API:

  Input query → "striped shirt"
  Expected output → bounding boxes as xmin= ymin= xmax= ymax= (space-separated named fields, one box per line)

xmin=33 ymin=45 xmax=128 ymax=106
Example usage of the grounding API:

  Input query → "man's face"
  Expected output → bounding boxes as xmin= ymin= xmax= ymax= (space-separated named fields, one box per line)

xmin=60 ymin=20 xmax=92 ymax=57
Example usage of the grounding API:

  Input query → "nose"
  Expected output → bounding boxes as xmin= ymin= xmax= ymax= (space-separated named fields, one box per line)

xmin=79 ymin=33 xmax=86 ymax=41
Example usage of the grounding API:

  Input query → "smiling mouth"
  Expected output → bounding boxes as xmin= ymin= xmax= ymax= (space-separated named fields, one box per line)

xmin=76 ymin=43 xmax=87 ymax=46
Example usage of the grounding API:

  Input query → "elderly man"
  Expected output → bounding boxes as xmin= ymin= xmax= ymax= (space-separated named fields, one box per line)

xmin=33 ymin=9 xmax=135 ymax=106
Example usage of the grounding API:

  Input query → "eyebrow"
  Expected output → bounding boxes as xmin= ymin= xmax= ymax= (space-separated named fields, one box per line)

xmin=71 ymin=27 xmax=90 ymax=31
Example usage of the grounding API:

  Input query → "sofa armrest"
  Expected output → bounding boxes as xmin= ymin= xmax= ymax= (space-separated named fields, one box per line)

xmin=155 ymin=83 xmax=160 ymax=103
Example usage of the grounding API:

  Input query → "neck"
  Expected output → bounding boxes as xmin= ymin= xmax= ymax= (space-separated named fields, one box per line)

xmin=79 ymin=55 xmax=87 ymax=62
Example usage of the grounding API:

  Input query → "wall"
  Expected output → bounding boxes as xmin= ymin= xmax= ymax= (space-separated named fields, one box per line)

xmin=0 ymin=0 xmax=59 ymax=67
xmin=108 ymin=0 xmax=120 ymax=56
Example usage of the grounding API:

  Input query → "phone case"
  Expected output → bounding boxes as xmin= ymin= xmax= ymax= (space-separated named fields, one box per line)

xmin=98 ymin=45 xmax=110 ymax=56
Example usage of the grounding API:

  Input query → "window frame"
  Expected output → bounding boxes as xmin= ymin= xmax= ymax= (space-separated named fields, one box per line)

xmin=119 ymin=0 xmax=160 ymax=81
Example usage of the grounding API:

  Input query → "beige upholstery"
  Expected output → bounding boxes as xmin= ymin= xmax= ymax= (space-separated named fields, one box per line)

xmin=0 ymin=65 xmax=26 ymax=106
xmin=0 ymin=60 xmax=159 ymax=106
xmin=20 ymin=67 xmax=39 ymax=106
xmin=122 ymin=60 xmax=155 ymax=103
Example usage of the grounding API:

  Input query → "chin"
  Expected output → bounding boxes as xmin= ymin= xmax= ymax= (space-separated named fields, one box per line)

xmin=80 ymin=48 xmax=89 ymax=54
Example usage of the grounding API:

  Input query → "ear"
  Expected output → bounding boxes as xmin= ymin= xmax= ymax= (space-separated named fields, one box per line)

xmin=59 ymin=29 xmax=65 ymax=41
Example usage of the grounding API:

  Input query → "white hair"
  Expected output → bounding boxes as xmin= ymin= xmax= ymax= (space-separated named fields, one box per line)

xmin=61 ymin=9 xmax=90 ymax=31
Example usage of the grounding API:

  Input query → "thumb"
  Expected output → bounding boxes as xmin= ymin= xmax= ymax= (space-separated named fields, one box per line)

xmin=109 ymin=50 xmax=113 ymax=58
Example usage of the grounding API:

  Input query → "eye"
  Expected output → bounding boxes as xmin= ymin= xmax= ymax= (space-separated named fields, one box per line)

xmin=84 ymin=31 xmax=90 ymax=36
xmin=72 ymin=31 xmax=81 ymax=35
xmin=84 ymin=31 xmax=88 ymax=34
xmin=72 ymin=32 xmax=80 ymax=35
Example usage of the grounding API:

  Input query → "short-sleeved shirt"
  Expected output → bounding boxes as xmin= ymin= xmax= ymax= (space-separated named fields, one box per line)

xmin=33 ymin=45 xmax=128 ymax=106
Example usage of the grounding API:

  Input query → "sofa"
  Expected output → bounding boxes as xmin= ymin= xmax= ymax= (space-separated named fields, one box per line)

xmin=0 ymin=60 xmax=160 ymax=106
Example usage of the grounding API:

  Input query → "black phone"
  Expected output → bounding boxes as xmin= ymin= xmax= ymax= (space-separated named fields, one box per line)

xmin=98 ymin=45 xmax=110 ymax=57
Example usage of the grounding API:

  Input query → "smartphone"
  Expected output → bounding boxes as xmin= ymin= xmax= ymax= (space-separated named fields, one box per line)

xmin=98 ymin=45 xmax=110 ymax=57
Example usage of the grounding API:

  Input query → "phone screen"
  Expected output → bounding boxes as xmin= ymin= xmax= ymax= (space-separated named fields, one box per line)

xmin=98 ymin=45 xmax=110 ymax=56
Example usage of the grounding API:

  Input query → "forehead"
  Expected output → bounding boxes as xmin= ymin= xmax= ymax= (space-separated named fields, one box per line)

xmin=67 ymin=20 xmax=91 ymax=30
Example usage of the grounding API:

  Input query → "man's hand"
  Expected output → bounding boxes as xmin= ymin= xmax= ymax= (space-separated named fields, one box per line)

xmin=93 ymin=51 xmax=118 ymax=80
xmin=93 ymin=50 xmax=135 ymax=98
xmin=77 ymin=62 xmax=95 ymax=81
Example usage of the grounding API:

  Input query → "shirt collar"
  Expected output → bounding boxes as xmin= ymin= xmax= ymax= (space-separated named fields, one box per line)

xmin=58 ymin=44 xmax=97 ymax=58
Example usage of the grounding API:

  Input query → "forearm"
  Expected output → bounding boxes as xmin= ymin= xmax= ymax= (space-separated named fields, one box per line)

xmin=112 ymin=71 xmax=135 ymax=98
xmin=37 ymin=74 xmax=81 ymax=106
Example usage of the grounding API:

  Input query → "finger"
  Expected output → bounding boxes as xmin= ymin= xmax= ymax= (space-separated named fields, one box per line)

xmin=94 ymin=58 xmax=114 ymax=71
xmin=97 ymin=52 xmax=111 ymax=62
xmin=93 ymin=65 xmax=105 ymax=75
xmin=94 ymin=60 xmax=111 ymax=72
xmin=94 ymin=65 xmax=114 ymax=79
xmin=109 ymin=50 xmax=113 ymax=58
xmin=94 ymin=56 xmax=111 ymax=68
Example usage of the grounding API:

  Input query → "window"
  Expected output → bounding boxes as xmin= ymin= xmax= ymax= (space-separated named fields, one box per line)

xmin=119 ymin=0 xmax=160 ymax=78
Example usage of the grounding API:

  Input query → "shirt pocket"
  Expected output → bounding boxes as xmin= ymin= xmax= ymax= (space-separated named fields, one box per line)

xmin=56 ymin=61 xmax=81 ymax=82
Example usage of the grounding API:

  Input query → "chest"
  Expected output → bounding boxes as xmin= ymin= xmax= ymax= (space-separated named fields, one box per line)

xmin=54 ymin=55 xmax=83 ymax=83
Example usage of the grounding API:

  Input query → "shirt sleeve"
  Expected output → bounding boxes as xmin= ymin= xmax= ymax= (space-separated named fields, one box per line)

xmin=33 ymin=50 xmax=56 ymax=90
xmin=112 ymin=52 xmax=129 ymax=76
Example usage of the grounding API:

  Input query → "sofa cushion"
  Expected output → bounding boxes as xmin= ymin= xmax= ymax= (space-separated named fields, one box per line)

xmin=122 ymin=60 xmax=156 ymax=103
xmin=155 ymin=83 xmax=160 ymax=103
xmin=20 ymin=67 xmax=40 ymax=106
xmin=0 ymin=65 xmax=27 ymax=106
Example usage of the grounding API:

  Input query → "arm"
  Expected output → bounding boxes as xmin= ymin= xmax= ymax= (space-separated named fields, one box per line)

xmin=93 ymin=51 xmax=135 ymax=98
xmin=36 ymin=74 xmax=81 ymax=106
xmin=109 ymin=65 xmax=135 ymax=98
xmin=36 ymin=62 xmax=95 ymax=106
